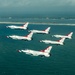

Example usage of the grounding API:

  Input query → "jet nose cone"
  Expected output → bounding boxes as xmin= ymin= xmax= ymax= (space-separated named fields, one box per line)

xmin=40 ymin=40 xmax=42 ymax=42
xmin=7 ymin=36 xmax=9 ymax=38
xmin=18 ymin=50 xmax=21 ymax=52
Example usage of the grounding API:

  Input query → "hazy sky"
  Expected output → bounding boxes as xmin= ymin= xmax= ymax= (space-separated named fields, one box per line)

xmin=0 ymin=0 xmax=75 ymax=17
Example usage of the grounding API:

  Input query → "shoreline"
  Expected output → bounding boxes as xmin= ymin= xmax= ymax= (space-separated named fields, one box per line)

xmin=0 ymin=21 xmax=75 ymax=26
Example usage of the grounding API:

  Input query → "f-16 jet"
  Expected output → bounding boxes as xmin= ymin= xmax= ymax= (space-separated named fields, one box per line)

xmin=7 ymin=32 xmax=33 ymax=41
xmin=29 ymin=27 xmax=50 ymax=34
xmin=52 ymin=32 xmax=73 ymax=39
xmin=6 ymin=22 xmax=29 ymax=30
xmin=18 ymin=46 xmax=52 ymax=57
xmin=40 ymin=38 xmax=65 ymax=45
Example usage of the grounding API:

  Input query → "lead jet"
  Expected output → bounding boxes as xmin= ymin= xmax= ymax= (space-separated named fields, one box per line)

xmin=52 ymin=32 xmax=73 ymax=39
xmin=18 ymin=46 xmax=52 ymax=57
xmin=6 ymin=22 xmax=29 ymax=30
xmin=7 ymin=32 xmax=33 ymax=41
xmin=40 ymin=38 xmax=65 ymax=45
xmin=29 ymin=27 xmax=50 ymax=34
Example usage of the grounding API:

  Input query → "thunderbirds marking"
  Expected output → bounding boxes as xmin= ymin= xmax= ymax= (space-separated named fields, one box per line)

xmin=29 ymin=27 xmax=50 ymax=34
xmin=18 ymin=46 xmax=52 ymax=57
xmin=7 ymin=32 xmax=33 ymax=41
xmin=6 ymin=22 xmax=29 ymax=30
xmin=52 ymin=32 xmax=73 ymax=39
xmin=40 ymin=38 xmax=65 ymax=45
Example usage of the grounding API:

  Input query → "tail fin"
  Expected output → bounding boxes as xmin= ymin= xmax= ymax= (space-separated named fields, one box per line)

xmin=41 ymin=46 xmax=52 ymax=53
xmin=26 ymin=32 xmax=33 ymax=38
xmin=44 ymin=27 xmax=50 ymax=33
xmin=23 ymin=22 xmax=29 ymax=28
xmin=57 ymin=38 xmax=65 ymax=43
xmin=67 ymin=32 xmax=73 ymax=38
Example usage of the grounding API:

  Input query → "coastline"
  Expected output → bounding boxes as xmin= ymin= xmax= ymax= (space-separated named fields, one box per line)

xmin=0 ymin=21 xmax=75 ymax=26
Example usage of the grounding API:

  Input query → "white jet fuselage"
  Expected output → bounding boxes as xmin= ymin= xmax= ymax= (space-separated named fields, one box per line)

xmin=30 ymin=27 xmax=50 ymax=34
xmin=7 ymin=32 xmax=33 ymax=41
xmin=19 ymin=46 xmax=52 ymax=57
xmin=54 ymin=35 xmax=71 ymax=39
xmin=20 ymin=49 xmax=50 ymax=57
xmin=7 ymin=22 xmax=29 ymax=30
xmin=7 ymin=35 xmax=31 ymax=40
xmin=40 ymin=40 xmax=63 ymax=45
xmin=31 ymin=30 xmax=48 ymax=34
xmin=53 ymin=32 xmax=73 ymax=39
xmin=7 ymin=26 xmax=27 ymax=29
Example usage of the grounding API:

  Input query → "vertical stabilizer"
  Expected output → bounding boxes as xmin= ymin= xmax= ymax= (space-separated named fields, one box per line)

xmin=23 ymin=22 xmax=29 ymax=28
xmin=67 ymin=32 xmax=73 ymax=38
xmin=44 ymin=27 xmax=50 ymax=33
xmin=58 ymin=38 xmax=65 ymax=43
xmin=26 ymin=32 xmax=33 ymax=38
xmin=44 ymin=46 xmax=52 ymax=53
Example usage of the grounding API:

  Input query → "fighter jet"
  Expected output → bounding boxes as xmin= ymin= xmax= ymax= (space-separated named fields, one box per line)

xmin=18 ymin=46 xmax=52 ymax=57
xmin=7 ymin=32 xmax=33 ymax=41
xmin=52 ymin=32 xmax=73 ymax=39
xmin=29 ymin=27 xmax=50 ymax=34
xmin=6 ymin=22 xmax=29 ymax=30
xmin=40 ymin=38 xmax=65 ymax=45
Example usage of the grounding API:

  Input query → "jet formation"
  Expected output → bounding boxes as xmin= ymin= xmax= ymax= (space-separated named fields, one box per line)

xmin=6 ymin=22 xmax=73 ymax=57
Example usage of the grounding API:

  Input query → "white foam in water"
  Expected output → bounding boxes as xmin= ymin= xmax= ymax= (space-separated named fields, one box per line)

xmin=0 ymin=22 xmax=75 ymax=26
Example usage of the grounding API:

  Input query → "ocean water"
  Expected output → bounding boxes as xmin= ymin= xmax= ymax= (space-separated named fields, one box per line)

xmin=0 ymin=19 xmax=75 ymax=75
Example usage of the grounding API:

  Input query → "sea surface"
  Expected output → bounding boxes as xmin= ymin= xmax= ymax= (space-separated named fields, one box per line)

xmin=0 ymin=18 xmax=75 ymax=75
